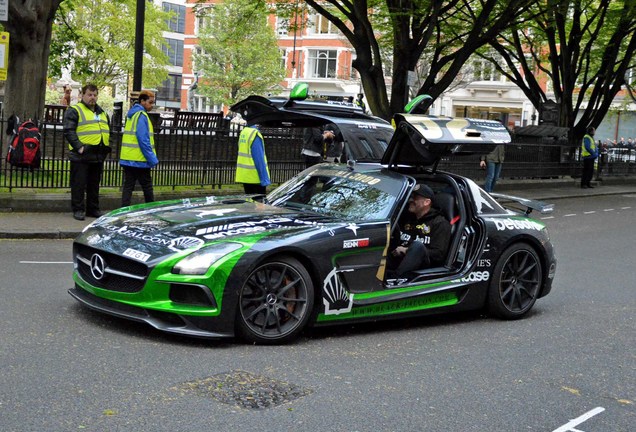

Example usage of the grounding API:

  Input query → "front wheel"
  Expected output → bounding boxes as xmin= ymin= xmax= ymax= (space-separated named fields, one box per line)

xmin=487 ymin=243 xmax=543 ymax=319
xmin=236 ymin=257 xmax=314 ymax=344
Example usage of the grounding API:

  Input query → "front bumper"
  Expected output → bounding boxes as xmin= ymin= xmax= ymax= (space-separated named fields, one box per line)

xmin=69 ymin=286 xmax=233 ymax=339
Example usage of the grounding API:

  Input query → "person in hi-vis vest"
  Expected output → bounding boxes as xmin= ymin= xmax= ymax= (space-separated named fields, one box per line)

xmin=63 ymin=83 xmax=111 ymax=221
xmin=119 ymin=90 xmax=159 ymax=207
xmin=235 ymin=124 xmax=270 ymax=194
xmin=580 ymin=126 xmax=598 ymax=189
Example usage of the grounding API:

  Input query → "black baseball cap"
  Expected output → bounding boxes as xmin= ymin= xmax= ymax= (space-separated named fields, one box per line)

xmin=412 ymin=184 xmax=434 ymax=199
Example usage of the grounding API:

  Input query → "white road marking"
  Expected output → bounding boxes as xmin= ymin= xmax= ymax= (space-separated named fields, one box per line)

xmin=564 ymin=214 xmax=577 ymax=217
xmin=620 ymin=206 xmax=631 ymax=209
xmin=552 ymin=407 xmax=605 ymax=432
xmin=604 ymin=208 xmax=615 ymax=212
xmin=19 ymin=261 xmax=73 ymax=264
xmin=541 ymin=216 xmax=555 ymax=220
xmin=583 ymin=211 xmax=596 ymax=214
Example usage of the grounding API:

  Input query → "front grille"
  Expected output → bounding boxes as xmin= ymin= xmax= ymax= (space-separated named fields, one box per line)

xmin=74 ymin=243 xmax=149 ymax=293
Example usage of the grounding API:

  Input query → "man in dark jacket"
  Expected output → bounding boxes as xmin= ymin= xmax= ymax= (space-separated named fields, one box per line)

xmin=389 ymin=184 xmax=451 ymax=278
xmin=63 ymin=83 xmax=111 ymax=220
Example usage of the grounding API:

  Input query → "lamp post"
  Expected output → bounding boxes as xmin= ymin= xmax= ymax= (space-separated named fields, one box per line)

xmin=132 ymin=0 xmax=145 ymax=92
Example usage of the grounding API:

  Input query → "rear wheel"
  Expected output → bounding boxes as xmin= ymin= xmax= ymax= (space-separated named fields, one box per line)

xmin=236 ymin=257 xmax=314 ymax=344
xmin=488 ymin=243 xmax=542 ymax=319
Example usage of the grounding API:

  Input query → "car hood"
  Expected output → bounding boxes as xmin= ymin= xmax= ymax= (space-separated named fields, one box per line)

xmin=76 ymin=196 xmax=332 ymax=261
xmin=381 ymin=114 xmax=511 ymax=167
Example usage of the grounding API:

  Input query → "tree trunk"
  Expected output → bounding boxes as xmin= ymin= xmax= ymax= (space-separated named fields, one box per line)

xmin=3 ymin=0 xmax=62 ymax=120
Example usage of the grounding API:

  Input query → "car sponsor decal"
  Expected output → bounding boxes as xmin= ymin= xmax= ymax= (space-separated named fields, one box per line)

xmin=345 ymin=223 xmax=360 ymax=235
xmin=490 ymin=217 xmax=544 ymax=231
xmin=477 ymin=258 xmax=491 ymax=268
xmin=322 ymin=267 xmax=354 ymax=315
xmin=195 ymin=217 xmax=299 ymax=240
xmin=452 ymin=271 xmax=490 ymax=283
xmin=343 ymin=238 xmax=369 ymax=249
xmin=169 ymin=236 xmax=204 ymax=252
xmin=101 ymin=225 xmax=173 ymax=246
xmin=310 ymin=168 xmax=382 ymax=186
xmin=123 ymin=248 xmax=151 ymax=262
xmin=318 ymin=292 xmax=458 ymax=322
xmin=195 ymin=208 xmax=237 ymax=218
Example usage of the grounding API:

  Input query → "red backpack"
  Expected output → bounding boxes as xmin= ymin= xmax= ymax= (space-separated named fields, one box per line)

xmin=6 ymin=120 xmax=41 ymax=168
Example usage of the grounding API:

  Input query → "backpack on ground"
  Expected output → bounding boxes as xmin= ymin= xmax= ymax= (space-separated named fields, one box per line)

xmin=6 ymin=119 xmax=41 ymax=169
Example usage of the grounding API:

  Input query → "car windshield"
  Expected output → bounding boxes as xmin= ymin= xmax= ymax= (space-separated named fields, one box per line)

xmin=267 ymin=167 xmax=401 ymax=221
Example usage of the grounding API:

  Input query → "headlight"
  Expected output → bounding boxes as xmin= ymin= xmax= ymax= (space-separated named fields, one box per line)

xmin=172 ymin=243 xmax=242 ymax=275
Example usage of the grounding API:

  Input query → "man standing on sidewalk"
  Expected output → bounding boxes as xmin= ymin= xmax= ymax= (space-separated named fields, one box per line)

xmin=480 ymin=145 xmax=505 ymax=193
xmin=119 ymin=90 xmax=159 ymax=207
xmin=64 ymin=83 xmax=111 ymax=221
xmin=581 ymin=127 xmax=598 ymax=189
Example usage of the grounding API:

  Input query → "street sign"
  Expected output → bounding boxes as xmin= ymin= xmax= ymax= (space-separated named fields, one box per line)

xmin=0 ymin=0 xmax=7 ymax=22
xmin=0 ymin=32 xmax=9 ymax=81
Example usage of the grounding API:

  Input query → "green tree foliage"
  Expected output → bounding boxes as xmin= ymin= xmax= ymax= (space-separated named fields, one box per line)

xmin=49 ymin=0 xmax=171 ymax=90
xmin=486 ymin=0 xmax=636 ymax=143
xmin=193 ymin=0 xmax=285 ymax=107
xmin=277 ymin=0 xmax=533 ymax=119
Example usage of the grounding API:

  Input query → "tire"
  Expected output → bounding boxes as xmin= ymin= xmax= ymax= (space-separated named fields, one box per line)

xmin=236 ymin=257 xmax=314 ymax=344
xmin=487 ymin=243 xmax=543 ymax=319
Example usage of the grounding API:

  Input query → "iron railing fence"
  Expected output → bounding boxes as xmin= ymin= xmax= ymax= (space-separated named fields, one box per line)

xmin=1 ymin=110 xmax=635 ymax=191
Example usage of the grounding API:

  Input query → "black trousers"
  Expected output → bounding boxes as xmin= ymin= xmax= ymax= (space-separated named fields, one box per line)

xmin=304 ymin=154 xmax=322 ymax=169
xmin=242 ymin=183 xmax=266 ymax=195
xmin=581 ymin=158 xmax=595 ymax=187
xmin=70 ymin=161 xmax=103 ymax=213
xmin=121 ymin=166 xmax=155 ymax=207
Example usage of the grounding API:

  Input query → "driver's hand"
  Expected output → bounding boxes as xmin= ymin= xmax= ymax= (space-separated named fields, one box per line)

xmin=392 ymin=246 xmax=408 ymax=257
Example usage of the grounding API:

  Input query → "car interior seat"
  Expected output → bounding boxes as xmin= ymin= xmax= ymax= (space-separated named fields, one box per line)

xmin=433 ymin=192 xmax=459 ymax=234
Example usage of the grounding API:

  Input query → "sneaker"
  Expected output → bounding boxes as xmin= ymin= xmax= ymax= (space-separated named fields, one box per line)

xmin=86 ymin=210 xmax=104 ymax=218
xmin=73 ymin=211 xmax=85 ymax=221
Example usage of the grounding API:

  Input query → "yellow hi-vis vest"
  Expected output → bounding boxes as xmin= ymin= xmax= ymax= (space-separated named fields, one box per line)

xmin=581 ymin=134 xmax=596 ymax=157
xmin=120 ymin=111 xmax=155 ymax=162
xmin=235 ymin=127 xmax=268 ymax=184
xmin=68 ymin=103 xmax=110 ymax=150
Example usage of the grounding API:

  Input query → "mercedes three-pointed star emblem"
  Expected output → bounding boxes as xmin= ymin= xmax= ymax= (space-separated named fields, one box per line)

xmin=90 ymin=253 xmax=106 ymax=280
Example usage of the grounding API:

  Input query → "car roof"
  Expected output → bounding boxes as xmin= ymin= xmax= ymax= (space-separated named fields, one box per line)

xmin=231 ymin=95 xmax=512 ymax=169
xmin=230 ymin=95 xmax=390 ymax=128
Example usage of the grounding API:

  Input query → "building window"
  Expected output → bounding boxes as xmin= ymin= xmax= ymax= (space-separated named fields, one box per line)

xmin=195 ymin=6 xmax=213 ymax=34
xmin=472 ymin=56 xmax=503 ymax=81
xmin=276 ymin=17 xmax=289 ymax=36
xmin=163 ymin=38 xmax=183 ymax=66
xmin=163 ymin=2 xmax=186 ymax=33
xmin=157 ymin=74 xmax=182 ymax=103
xmin=280 ymin=48 xmax=288 ymax=70
xmin=308 ymin=12 xmax=338 ymax=35
xmin=308 ymin=49 xmax=337 ymax=79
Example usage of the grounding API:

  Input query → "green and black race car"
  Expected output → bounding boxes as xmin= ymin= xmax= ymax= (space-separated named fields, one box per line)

xmin=69 ymin=90 xmax=557 ymax=344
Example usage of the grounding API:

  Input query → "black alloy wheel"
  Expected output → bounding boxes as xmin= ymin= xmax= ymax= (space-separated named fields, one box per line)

xmin=488 ymin=243 xmax=542 ymax=319
xmin=237 ymin=257 xmax=314 ymax=344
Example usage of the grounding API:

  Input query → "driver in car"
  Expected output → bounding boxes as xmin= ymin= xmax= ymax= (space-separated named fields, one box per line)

xmin=388 ymin=184 xmax=451 ymax=280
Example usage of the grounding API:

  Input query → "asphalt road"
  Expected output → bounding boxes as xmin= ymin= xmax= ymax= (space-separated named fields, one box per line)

xmin=1 ymin=193 xmax=634 ymax=432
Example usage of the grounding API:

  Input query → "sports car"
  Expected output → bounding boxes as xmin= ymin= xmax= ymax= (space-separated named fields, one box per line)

xmin=69 ymin=92 xmax=557 ymax=344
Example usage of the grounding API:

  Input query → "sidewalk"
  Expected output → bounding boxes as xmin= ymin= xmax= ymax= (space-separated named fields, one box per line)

xmin=1 ymin=177 xmax=636 ymax=239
